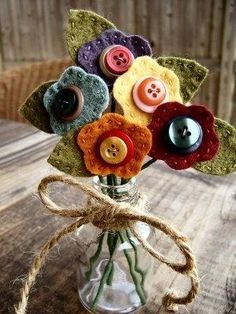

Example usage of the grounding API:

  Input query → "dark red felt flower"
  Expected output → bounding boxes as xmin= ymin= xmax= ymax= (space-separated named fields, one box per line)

xmin=148 ymin=102 xmax=220 ymax=170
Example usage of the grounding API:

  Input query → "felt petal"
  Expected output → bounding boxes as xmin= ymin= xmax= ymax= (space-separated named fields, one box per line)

xmin=19 ymin=81 xmax=55 ymax=133
xmin=148 ymin=102 xmax=219 ymax=170
xmin=78 ymin=29 xmax=152 ymax=86
xmin=193 ymin=119 xmax=236 ymax=175
xmin=77 ymin=113 xmax=152 ymax=179
xmin=113 ymin=56 xmax=182 ymax=126
xmin=66 ymin=10 xmax=116 ymax=62
xmin=48 ymin=130 xmax=91 ymax=177
xmin=43 ymin=66 xmax=109 ymax=136
xmin=157 ymin=57 xmax=208 ymax=103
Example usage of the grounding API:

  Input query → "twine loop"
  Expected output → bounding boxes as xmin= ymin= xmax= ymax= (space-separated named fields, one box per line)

xmin=15 ymin=174 xmax=200 ymax=314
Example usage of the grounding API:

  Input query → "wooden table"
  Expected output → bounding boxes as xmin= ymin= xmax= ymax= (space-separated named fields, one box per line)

xmin=0 ymin=119 xmax=235 ymax=314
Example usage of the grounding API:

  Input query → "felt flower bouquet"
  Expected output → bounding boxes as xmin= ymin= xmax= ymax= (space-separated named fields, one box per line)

xmin=17 ymin=10 xmax=236 ymax=314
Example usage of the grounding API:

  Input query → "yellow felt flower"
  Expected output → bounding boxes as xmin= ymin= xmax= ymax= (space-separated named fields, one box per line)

xmin=113 ymin=56 xmax=182 ymax=125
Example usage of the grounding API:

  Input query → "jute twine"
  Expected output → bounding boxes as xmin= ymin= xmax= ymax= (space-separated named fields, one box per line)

xmin=15 ymin=174 xmax=199 ymax=313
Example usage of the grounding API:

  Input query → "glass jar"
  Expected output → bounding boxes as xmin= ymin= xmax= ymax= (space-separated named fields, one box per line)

xmin=76 ymin=176 xmax=155 ymax=314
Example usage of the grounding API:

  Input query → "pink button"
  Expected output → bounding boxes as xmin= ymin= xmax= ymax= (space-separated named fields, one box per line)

xmin=105 ymin=45 xmax=134 ymax=75
xmin=132 ymin=77 xmax=167 ymax=113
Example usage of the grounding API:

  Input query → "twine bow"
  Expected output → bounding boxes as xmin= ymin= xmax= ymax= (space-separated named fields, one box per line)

xmin=15 ymin=174 xmax=199 ymax=314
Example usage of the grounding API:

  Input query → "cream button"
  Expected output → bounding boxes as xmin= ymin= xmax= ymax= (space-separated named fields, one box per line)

xmin=99 ymin=136 xmax=128 ymax=164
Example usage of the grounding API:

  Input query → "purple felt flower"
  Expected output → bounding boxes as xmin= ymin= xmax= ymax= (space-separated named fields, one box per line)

xmin=77 ymin=29 xmax=152 ymax=86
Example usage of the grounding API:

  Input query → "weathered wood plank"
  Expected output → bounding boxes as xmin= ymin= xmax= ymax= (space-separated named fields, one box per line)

xmin=1 ymin=0 xmax=234 ymax=122
xmin=134 ymin=0 xmax=148 ymax=40
xmin=0 ymin=24 xmax=3 ymax=71
xmin=217 ymin=0 xmax=236 ymax=121
xmin=0 ymin=0 xmax=225 ymax=62
xmin=210 ymin=0 xmax=225 ymax=59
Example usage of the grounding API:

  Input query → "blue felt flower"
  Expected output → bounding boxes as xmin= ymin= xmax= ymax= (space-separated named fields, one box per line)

xmin=43 ymin=66 xmax=109 ymax=135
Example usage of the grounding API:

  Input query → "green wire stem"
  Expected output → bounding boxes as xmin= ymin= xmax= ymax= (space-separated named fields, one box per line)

xmin=106 ymin=262 xmax=114 ymax=286
xmin=85 ymin=233 xmax=105 ymax=281
xmin=91 ymin=260 xmax=114 ymax=310
xmin=118 ymin=231 xmax=146 ymax=305
xmin=92 ymin=232 xmax=119 ymax=309
xmin=141 ymin=158 xmax=156 ymax=171
xmin=98 ymin=175 xmax=105 ymax=184
xmin=126 ymin=230 xmax=147 ymax=296
xmin=89 ymin=173 xmax=147 ymax=309
xmin=106 ymin=232 xmax=119 ymax=285
xmin=121 ymin=178 xmax=130 ymax=184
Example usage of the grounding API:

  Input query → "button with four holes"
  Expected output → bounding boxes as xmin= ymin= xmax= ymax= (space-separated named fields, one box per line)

xmin=166 ymin=116 xmax=203 ymax=153
xmin=99 ymin=45 xmax=134 ymax=78
xmin=132 ymin=77 xmax=167 ymax=113
xmin=52 ymin=85 xmax=84 ymax=121
xmin=97 ymin=130 xmax=134 ymax=165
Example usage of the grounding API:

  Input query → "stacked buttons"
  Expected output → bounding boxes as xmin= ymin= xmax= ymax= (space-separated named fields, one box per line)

xmin=52 ymin=85 xmax=84 ymax=121
xmin=97 ymin=130 xmax=134 ymax=165
xmin=166 ymin=116 xmax=203 ymax=153
xmin=99 ymin=45 xmax=134 ymax=78
xmin=132 ymin=77 xmax=167 ymax=113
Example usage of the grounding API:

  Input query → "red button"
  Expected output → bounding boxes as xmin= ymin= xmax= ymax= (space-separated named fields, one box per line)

xmin=99 ymin=45 xmax=134 ymax=78
xmin=132 ymin=77 xmax=167 ymax=113
xmin=97 ymin=129 xmax=134 ymax=166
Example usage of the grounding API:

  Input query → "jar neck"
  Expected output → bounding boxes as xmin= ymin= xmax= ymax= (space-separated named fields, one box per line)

xmin=93 ymin=176 xmax=139 ymax=205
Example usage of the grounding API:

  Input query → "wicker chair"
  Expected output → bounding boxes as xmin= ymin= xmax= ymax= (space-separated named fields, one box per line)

xmin=0 ymin=58 xmax=72 ymax=122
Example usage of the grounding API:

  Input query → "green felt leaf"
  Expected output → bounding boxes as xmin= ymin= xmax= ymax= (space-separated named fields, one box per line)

xmin=66 ymin=9 xmax=116 ymax=62
xmin=157 ymin=57 xmax=208 ymax=103
xmin=193 ymin=119 xmax=236 ymax=175
xmin=19 ymin=81 xmax=55 ymax=133
xmin=48 ymin=130 xmax=92 ymax=177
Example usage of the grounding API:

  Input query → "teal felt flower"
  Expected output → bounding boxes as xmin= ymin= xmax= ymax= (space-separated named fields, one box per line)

xmin=43 ymin=66 xmax=109 ymax=135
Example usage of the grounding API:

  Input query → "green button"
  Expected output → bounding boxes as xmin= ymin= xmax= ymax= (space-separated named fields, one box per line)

xmin=167 ymin=116 xmax=203 ymax=153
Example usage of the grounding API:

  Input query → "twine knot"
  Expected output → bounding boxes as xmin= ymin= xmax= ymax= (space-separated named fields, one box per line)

xmin=85 ymin=197 xmax=137 ymax=230
xmin=15 ymin=175 xmax=200 ymax=314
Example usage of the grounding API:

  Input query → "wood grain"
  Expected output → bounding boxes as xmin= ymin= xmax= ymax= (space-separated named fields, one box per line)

xmin=217 ymin=0 xmax=236 ymax=121
xmin=0 ymin=58 xmax=72 ymax=123
xmin=0 ymin=0 xmax=235 ymax=123
xmin=0 ymin=119 xmax=235 ymax=313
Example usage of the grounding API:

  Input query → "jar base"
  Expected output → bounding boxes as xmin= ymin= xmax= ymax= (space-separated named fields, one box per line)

xmin=78 ymin=267 xmax=144 ymax=314
xmin=78 ymin=292 xmax=143 ymax=314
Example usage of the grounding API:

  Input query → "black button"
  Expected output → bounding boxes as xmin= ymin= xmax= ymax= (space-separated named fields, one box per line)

xmin=52 ymin=85 xmax=84 ymax=121
xmin=166 ymin=116 xmax=203 ymax=153
xmin=53 ymin=88 xmax=78 ymax=118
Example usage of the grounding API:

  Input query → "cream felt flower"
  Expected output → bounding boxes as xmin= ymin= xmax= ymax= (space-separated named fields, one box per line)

xmin=113 ymin=56 xmax=182 ymax=126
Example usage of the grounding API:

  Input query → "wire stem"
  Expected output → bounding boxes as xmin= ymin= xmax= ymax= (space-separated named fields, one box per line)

xmin=118 ymin=231 xmax=146 ymax=305
xmin=85 ymin=233 xmax=105 ymax=280
xmin=141 ymin=158 xmax=156 ymax=171
xmin=126 ymin=230 xmax=147 ymax=295
xmin=92 ymin=232 xmax=119 ymax=309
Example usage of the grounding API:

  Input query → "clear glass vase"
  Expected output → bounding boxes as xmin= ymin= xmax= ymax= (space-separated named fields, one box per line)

xmin=76 ymin=176 xmax=155 ymax=314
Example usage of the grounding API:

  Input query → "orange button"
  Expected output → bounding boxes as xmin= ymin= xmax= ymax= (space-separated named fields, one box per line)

xmin=138 ymin=78 xmax=166 ymax=106
xmin=132 ymin=77 xmax=167 ymax=113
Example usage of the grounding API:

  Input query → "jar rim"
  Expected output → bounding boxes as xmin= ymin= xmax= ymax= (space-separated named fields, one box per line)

xmin=93 ymin=175 xmax=136 ymax=185
xmin=93 ymin=176 xmax=137 ymax=196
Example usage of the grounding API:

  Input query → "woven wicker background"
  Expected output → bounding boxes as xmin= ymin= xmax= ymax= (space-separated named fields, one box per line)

xmin=0 ymin=0 xmax=235 ymax=124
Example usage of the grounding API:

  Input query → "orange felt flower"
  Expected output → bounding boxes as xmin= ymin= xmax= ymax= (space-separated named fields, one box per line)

xmin=77 ymin=113 xmax=152 ymax=178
